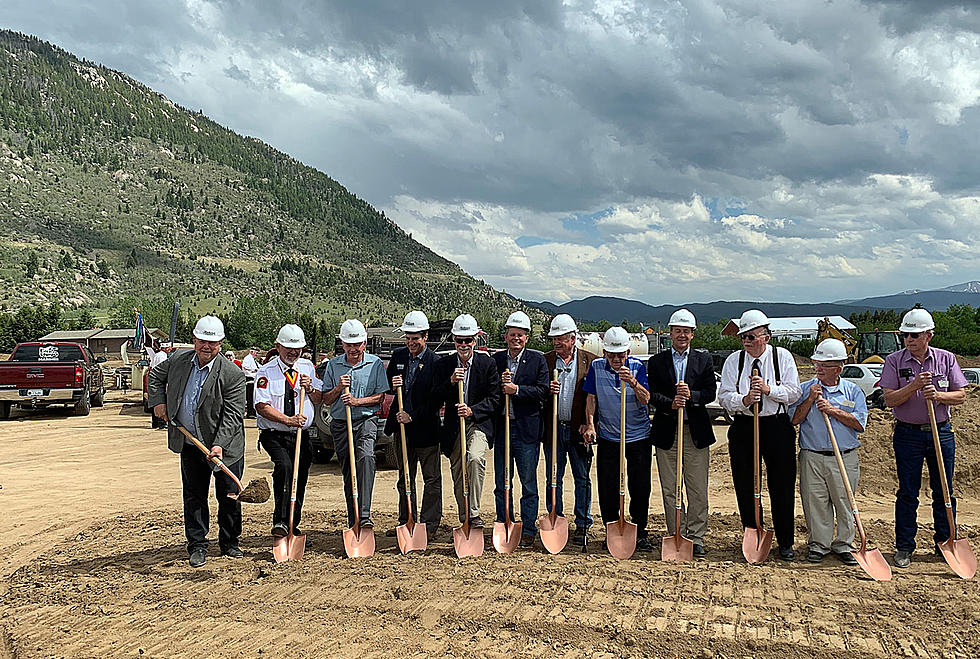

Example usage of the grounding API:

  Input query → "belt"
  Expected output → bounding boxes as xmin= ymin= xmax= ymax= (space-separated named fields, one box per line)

xmin=896 ymin=420 xmax=948 ymax=432
xmin=805 ymin=448 xmax=855 ymax=457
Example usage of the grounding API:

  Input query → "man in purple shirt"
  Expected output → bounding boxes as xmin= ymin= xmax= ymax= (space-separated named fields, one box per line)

xmin=879 ymin=308 xmax=967 ymax=569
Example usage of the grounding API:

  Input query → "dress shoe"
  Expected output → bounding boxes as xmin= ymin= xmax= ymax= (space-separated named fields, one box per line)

xmin=807 ymin=550 xmax=825 ymax=563
xmin=359 ymin=520 xmax=374 ymax=529
xmin=692 ymin=543 xmax=707 ymax=558
xmin=778 ymin=546 xmax=795 ymax=561
xmin=189 ymin=548 xmax=207 ymax=568
xmin=271 ymin=523 xmax=288 ymax=538
xmin=636 ymin=537 xmax=654 ymax=553
xmin=573 ymin=527 xmax=588 ymax=543
xmin=835 ymin=551 xmax=858 ymax=566
xmin=469 ymin=517 xmax=486 ymax=528
xmin=520 ymin=534 xmax=535 ymax=548
xmin=221 ymin=546 xmax=244 ymax=559
xmin=894 ymin=550 xmax=912 ymax=568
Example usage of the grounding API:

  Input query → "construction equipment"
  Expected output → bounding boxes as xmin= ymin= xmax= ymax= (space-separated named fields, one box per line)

xmin=538 ymin=369 xmax=569 ymax=554
xmin=394 ymin=386 xmax=427 ymax=554
xmin=927 ymin=401 xmax=977 ymax=579
xmin=492 ymin=394 xmax=522 ymax=554
xmin=816 ymin=317 xmax=899 ymax=364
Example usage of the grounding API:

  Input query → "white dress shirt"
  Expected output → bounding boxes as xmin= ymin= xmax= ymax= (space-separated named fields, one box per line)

xmin=718 ymin=345 xmax=802 ymax=417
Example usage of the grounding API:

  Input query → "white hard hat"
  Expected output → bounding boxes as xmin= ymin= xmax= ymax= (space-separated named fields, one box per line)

xmin=504 ymin=311 xmax=531 ymax=331
xmin=668 ymin=308 xmax=697 ymax=329
xmin=399 ymin=310 xmax=429 ymax=333
xmin=602 ymin=326 xmax=631 ymax=353
xmin=451 ymin=313 xmax=479 ymax=337
xmin=899 ymin=308 xmax=935 ymax=332
xmin=548 ymin=313 xmax=577 ymax=337
xmin=275 ymin=324 xmax=307 ymax=348
xmin=811 ymin=338 xmax=848 ymax=362
xmin=737 ymin=309 xmax=770 ymax=334
xmin=192 ymin=315 xmax=225 ymax=341
xmin=224 ymin=350 xmax=235 ymax=357
xmin=340 ymin=319 xmax=368 ymax=344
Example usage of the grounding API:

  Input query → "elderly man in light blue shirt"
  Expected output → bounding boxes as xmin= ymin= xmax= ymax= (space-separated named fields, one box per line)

xmin=790 ymin=339 xmax=868 ymax=566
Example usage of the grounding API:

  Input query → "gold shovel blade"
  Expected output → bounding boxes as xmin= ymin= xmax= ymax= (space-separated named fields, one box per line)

xmin=854 ymin=548 xmax=892 ymax=581
xmin=343 ymin=526 xmax=375 ymax=558
xmin=286 ymin=533 xmax=306 ymax=561
xmin=605 ymin=519 xmax=637 ymax=560
xmin=741 ymin=527 xmax=773 ymax=564
xmin=661 ymin=533 xmax=694 ymax=562
xmin=492 ymin=520 xmax=522 ymax=554
xmin=538 ymin=514 xmax=569 ymax=554
xmin=272 ymin=534 xmax=291 ymax=563
xmin=453 ymin=525 xmax=485 ymax=558
xmin=395 ymin=523 xmax=428 ymax=555
xmin=938 ymin=538 xmax=978 ymax=580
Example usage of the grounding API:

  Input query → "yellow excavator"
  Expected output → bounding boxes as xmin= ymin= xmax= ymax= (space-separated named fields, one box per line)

xmin=816 ymin=317 xmax=900 ymax=364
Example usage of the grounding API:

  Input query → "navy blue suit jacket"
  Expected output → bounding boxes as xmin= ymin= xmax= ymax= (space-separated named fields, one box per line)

xmin=648 ymin=348 xmax=717 ymax=449
xmin=493 ymin=348 xmax=549 ymax=445
xmin=385 ymin=346 xmax=440 ymax=447
xmin=433 ymin=352 xmax=501 ymax=455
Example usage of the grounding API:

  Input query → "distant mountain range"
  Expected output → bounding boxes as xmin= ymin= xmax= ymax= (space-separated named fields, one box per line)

xmin=527 ymin=282 xmax=980 ymax=326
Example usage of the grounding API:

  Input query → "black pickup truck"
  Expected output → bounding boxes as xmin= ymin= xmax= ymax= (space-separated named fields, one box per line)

xmin=0 ymin=342 xmax=106 ymax=418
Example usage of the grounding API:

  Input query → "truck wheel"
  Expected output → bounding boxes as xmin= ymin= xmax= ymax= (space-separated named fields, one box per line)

xmin=73 ymin=393 xmax=91 ymax=417
xmin=91 ymin=387 xmax=105 ymax=407
xmin=0 ymin=402 xmax=10 ymax=420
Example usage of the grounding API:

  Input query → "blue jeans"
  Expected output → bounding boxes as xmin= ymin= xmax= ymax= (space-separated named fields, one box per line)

xmin=894 ymin=421 xmax=956 ymax=552
xmin=494 ymin=438 xmax=540 ymax=537
xmin=543 ymin=424 xmax=594 ymax=530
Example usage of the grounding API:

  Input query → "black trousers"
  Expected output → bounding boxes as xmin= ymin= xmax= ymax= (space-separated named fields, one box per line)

xmin=260 ymin=429 xmax=313 ymax=531
xmin=245 ymin=379 xmax=256 ymax=417
xmin=728 ymin=414 xmax=797 ymax=549
xmin=180 ymin=444 xmax=242 ymax=553
xmin=596 ymin=436 xmax=652 ymax=538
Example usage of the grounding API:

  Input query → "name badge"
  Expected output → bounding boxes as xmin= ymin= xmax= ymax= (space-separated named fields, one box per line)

xmin=938 ymin=379 xmax=949 ymax=388
xmin=396 ymin=364 xmax=405 ymax=371
xmin=840 ymin=399 xmax=855 ymax=409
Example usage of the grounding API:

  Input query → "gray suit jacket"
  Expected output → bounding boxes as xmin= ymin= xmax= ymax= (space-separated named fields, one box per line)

xmin=147 ymin=350 xmax=247 ymax=465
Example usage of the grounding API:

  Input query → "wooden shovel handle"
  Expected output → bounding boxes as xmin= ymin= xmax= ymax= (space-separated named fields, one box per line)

xmin=174 ymin=424 xmax=245 ymax=494
xmin=927 ymin=401 xmax=958 ymax=539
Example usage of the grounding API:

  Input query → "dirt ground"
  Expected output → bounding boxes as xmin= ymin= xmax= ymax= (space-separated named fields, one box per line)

xmin=1 ymin=392 xmax=979 ymax=659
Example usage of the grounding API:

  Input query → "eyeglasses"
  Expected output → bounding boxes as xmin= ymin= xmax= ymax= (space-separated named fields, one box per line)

xmin=902 ymin=332 xmax=923 ymax=339
xmin=454 ymin=337 xmax=474 ymax=345
xmin=739 ymin=333 xmax=763 ymax=341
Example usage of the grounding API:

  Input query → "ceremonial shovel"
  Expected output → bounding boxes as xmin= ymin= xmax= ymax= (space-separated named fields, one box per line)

xmin=394 ymin=386 xmax=427 ymax=554
xmin=927 ymin=400 xmax=977 ymax=579
xmin=274 ymin=388 xmax=308 ymax=562
xmin=742 ymin=369 xmax=773 ymax=564
xmin=538 ymin=369 xmax=569 ymax=554
xmin=606 ymin=380 xmax=637 ymax=560
xmin=820 ymin=408 xmax=891 ymax=581
xmin=492 ymin=393 xmax=522 ymax=553
xmin=342 ymin=386 xmax=375 ymax=558
xmin=174 ymin=424 xmax=269 ymax=503
xmin=661 ymin=399 xmax=693 ymax=562
xmin=453 ymin=380 xmax=484 ymax=558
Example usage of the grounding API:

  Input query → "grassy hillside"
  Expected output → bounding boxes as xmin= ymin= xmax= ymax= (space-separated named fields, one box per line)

xmin=0 ymin=30 xmax=529 ymax=333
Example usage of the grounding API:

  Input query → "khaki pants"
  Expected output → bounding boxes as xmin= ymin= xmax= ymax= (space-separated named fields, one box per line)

xmin=449 ymin=426 xmax=489 ymax=522
xmin=655 ymin=425 xmax=709 ymax=544
xmin=799 ymin=449 xmax=859 ymax=554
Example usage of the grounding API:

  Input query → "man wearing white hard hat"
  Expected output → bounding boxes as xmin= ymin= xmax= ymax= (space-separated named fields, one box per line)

xmin=493 ymin=311 xmax=550 ymax=548
xmin=384 ymin=311 xmax=442 ymax=539
xmin=434 ymin=313 xmax=501 ymax=528
xmin=648 ymin=309 xmax=716 ymax=557
xmin=789 ymin=339 xmax=867 ymax=566
xmin=582 ymin=326 xmax=653 ymax=551
xmin=879 ymin=308 xmax=967 ymax=568
xmin=254 ymin=324 xmax=323 ymax=540
xmin=718 ymin=309 xmax=802 ymax=561
xmin=543 ymin=314 xmax=597 ymax=545
xmin=321 ymin=319 xmax=389 ymax=531
xmin=147 ymin=315 xmax=247 ymax=567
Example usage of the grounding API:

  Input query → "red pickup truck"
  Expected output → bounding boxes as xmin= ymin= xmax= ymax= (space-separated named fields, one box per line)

xmin=0 ymin=342 xmax=106 ymax=419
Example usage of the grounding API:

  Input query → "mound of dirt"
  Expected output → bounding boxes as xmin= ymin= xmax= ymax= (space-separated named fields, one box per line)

xmin=858 ymin=384 xmax=980 ymax=497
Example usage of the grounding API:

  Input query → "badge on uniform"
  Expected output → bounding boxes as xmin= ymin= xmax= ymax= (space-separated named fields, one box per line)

xmin=284 ymin=370 xmax=299 ymax=389
xmin=256 ymin=376 xmax=269 ymax=389
xmin=841 ymin=399 xmax=855 ymax=408
xmin=396 ymin=363 xmax=405 ymax=371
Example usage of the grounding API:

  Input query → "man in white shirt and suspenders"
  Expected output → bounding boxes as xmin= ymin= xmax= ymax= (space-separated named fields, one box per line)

xmin=718 ymin=310 xmax=802 ymax=561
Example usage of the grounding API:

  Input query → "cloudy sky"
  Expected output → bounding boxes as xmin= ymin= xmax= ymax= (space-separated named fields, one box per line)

xmin=6 ymin=1 xmax=980 ymax=304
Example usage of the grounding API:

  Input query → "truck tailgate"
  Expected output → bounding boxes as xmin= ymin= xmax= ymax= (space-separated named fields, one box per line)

xmin=0 ymin=363 xmax=80 ymax=390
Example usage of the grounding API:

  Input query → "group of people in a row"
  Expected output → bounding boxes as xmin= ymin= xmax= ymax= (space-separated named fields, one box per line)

xmin=147 ymin=306 xmax=968 ymax=570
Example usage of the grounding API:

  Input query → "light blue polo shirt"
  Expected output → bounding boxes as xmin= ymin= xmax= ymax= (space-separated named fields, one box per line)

xmin=582 ymin=356 xmax=650 ymax=443
xmin=322 ymin=353 xmax=388 ymax=420
xmin=789 ymin=378 xmax=867 ymax=452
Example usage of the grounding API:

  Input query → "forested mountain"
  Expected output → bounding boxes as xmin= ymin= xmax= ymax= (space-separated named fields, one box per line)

xmin=0 ymin=30 xmax=526 ymax=332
